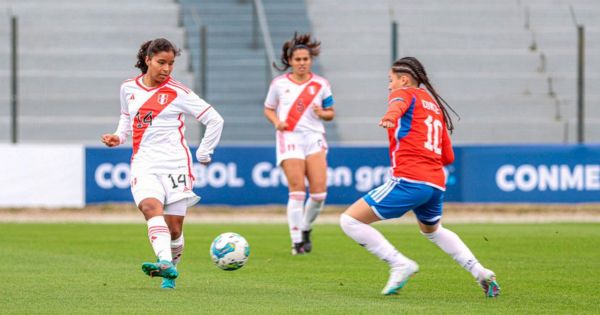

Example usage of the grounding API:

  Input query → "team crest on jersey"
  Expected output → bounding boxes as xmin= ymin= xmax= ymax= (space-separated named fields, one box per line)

xmin=157 ymin=93 xmax=169 ymax=105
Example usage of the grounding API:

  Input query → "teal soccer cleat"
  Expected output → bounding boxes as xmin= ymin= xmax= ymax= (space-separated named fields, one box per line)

xmin=479 ymin=272 xmax=500 ymax=297
xmin=381 ymin=259 xmax=419 ymax=295
xmin=161 ymin=278 xmax=176 ymax=289
xmin=141 ymin=260 xmax=179 ymax=279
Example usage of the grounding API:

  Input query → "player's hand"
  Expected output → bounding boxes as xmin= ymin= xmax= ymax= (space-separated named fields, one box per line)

xmin=101 ymin=134 xmax=120 ymax=147
xmin=313 ymin=103 xmax=325 ymax=118
xmin=196 ymin=150 xmax=212 ymax=165
xmin=379 ymin=120 xmax=395 ymax=129
xmin=275 ymin=121 xmax=288 ymax=131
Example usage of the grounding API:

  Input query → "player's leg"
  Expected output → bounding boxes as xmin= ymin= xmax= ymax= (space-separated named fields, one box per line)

xmin=132 ymin=174 xmax=177 ymax=280
xmin=415 ymin=189 xmax=500 ymax=297
xmin=303 ymin=149 xmax=328 ymax=253
xmin=162 ymin=199 xmax=187 ymax=289
xmin=281 ymin=158 xmax=307 ymax=255
xmin=341 ymin=180 xmax=426 ymax=295
xmin=138 ymin=198 xmax=178 ymax=279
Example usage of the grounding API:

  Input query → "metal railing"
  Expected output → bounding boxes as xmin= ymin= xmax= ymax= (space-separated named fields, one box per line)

xmin=251 ymin=0 xmax=278 ymax=86
xmin=189 ymin=7 xmax=207 ymax=99
xmin=9 ymin=12 xmax=18 ymax=144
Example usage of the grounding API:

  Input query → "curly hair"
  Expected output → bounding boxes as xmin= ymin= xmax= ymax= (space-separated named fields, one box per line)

xmin=273 ymin=32 xmax=321 ymax=71
xmin=135 ymin=38 xmax=181 ymax=74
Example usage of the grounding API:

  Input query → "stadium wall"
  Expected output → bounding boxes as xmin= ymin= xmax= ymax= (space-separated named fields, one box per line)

xmin=1 ymin=144 xmax=599 ymax=208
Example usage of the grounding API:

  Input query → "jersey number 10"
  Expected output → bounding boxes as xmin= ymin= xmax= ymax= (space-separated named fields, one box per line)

xmin=424 ymin=115 xmax=442 ymax=155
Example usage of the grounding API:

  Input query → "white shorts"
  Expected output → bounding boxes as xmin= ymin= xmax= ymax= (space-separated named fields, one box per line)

xmin=130 ymin=173 xmax=200 ymax=214
xmin=276 ymin=130 xmax=328 ymax=165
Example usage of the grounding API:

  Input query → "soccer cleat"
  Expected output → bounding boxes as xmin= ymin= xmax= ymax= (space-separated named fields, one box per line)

xmin=302 ymin=230 xmax=312 ymax=253
xmin=161 ymin=278 xmax=176 ymax=289
xmin=381 ymin=259 xmax=419 ymax=295
xmin=141 ymin=260 xmax=179 ymax=279
xmin=478 ymin=270 xmax=500 ymax=297
xmin=291 ymin=242 xmax=306 ymax=255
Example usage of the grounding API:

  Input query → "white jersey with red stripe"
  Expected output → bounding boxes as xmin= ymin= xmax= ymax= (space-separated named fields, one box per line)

xmin=264 ymin=73 xmax=334 ymax=133
xmin=114 ymin=75 xmax=222 ymax=177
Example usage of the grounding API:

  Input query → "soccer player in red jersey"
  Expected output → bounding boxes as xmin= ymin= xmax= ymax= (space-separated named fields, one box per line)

xmin=340 ymin=57 xmax=500 ymax=297
xmin=264 ymin=33 xmax=335 ymax=255
xmin=101 ymin=38 xmax=224 ymax=289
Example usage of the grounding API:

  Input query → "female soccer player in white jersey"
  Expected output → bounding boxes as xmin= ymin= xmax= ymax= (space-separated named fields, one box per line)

xmin=340 ymin=57 xmax=500 ymax=297
xmin=101 ymin=38 xmax=224 ymax=289
xmin=264 ymin=33 xmax=335 ymax=255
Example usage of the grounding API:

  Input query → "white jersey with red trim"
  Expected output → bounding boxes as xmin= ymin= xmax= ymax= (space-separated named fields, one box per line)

xmin=114 ymin=75 xmax=223 ymax=177
xmin=264 ymin=73 xmax=334 ymax=133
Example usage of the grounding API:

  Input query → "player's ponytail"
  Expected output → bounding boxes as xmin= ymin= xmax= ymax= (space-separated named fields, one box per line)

xmin=273 ymin=32 xmax=321 ymax=72
xmin=392 ymin=57 xmax=458 ymax=132
xmin=135 ymin=38 xmax=182 ymax=74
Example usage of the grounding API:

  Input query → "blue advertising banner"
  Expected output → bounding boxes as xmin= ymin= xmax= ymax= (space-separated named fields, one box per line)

xmin=85 ymin=145 xmax=599 ymax=205
xmin=86 ymin=146 xmax=463 ymax=205
xmin=459 ymin=145 xmax=600 ymax=203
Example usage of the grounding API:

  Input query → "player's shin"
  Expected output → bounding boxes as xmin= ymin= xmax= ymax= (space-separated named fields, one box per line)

xmin=147 ymin=216 xmax=173 ymax=262
xmin=421 ymin=226 xmax=485 ymax=278
xmin=340 ymin=214 xmax=410 ymax=267
xmin=302 ymin=192 xmax=326 ymax=231
xmin=171 ymin=233 xmax=184 ymax=266
xmin=287 ymin=192 xmax=306 ymax=246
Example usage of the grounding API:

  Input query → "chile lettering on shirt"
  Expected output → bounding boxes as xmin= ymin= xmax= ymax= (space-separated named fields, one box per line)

xmin=284 ymin=81 xmax=322 ymax=131
xmin=132 ymin=87 xmax=178 ymax=158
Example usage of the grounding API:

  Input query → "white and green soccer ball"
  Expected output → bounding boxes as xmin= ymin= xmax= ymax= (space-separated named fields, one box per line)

xmin=210 ymin=232 xmax=250 ymax=271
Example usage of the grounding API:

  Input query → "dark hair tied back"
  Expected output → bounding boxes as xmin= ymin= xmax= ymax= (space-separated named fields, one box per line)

xmin=273 ymin=32 xmax=321 ymax=72
xmin=135 ymin=38 xmax=181 ymax=74
xmin=392 ymin=56 xmax=459 ymax=132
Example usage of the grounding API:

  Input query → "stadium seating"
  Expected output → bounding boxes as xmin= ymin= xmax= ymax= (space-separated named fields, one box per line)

xmin=306 ymin=0 xmax=599 ymax=143
xmin=0 ymin=0 xmax=194 ymax=143
xmin=0 ymin=0 xmax=596 ymax=144
xmin=179 ymin=0 xmax=338 ymax=143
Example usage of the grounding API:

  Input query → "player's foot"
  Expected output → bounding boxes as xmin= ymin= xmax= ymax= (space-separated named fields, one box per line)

xmin=302 ymin=230 xmax=312 ymax=253
xmin=381 ymin=259 xmax=419 ymax=295
xmin=141 ymin=260 xmax=179 ymax=279
xmin=478 ymin=269 xmax=500 ymax=297
xmin=161 ymin=278 xmax=176 ymax=289
xmin=291 ymin=242 xmax=306 ymax=255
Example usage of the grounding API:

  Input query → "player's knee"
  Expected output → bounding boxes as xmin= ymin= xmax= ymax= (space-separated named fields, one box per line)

xmin=340 ymin=213 xmax=359 ymax=233
xmin=138 ymin=200 xmax=162 ymax=217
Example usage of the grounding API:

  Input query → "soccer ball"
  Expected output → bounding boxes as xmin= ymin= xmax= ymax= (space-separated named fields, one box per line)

xmin=210 ymin=232 xmax=250 ymax=271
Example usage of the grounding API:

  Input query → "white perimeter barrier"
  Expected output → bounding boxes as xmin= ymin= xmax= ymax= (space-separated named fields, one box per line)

xmin=0 ymin=144 xmax=84 ymax=208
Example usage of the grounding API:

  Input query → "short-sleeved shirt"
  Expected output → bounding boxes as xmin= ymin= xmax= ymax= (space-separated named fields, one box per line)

xmin=116 ymin=75 xmax=217 ymax=177
xmin=264 ymin=73 xmax=334 ymax=134
xmin=381 ymin=87 xmax=454 ymax=190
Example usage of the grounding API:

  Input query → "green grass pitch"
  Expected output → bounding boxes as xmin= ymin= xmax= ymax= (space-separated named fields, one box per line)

xmin=1 ymin=223 xmax=598 ymax=314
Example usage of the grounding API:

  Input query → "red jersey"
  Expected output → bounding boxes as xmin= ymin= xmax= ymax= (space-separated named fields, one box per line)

xmin=381 ymin=87 xmax=454 ymax=190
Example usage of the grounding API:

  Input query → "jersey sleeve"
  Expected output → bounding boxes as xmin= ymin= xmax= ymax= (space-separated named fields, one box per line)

xmin=114 ymin=85 xmax=131 ymax=144
xmin=183 ymin=92 xmax=224 ymax=157
xmin=441 ymin=126 xmax=455 ymax=165
xmin=264 ymin=80 xmax=279 ymax=109
xmin=381 ymin=90 xmax=412 ymax=124
xmin=321 ymin=81 xmax=334 ymax=109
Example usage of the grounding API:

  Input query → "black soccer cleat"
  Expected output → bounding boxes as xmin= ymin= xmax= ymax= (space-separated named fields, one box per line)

xmin=291 ymin=242 xmax=306 ymax=255
xmin=302 ymin=230 xmax=312 ymax=253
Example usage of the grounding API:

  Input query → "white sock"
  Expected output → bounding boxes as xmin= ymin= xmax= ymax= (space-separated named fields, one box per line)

xmin=422 ymin=226 xmax=485 ymax=279
xmin=340 ymin=213 xmax=410 ymax=268
xmin=287 ymin=192 xmax=305 ymax=244
xmin=171 ymin=234 xmax=184 ymax=266
xmin=301 ymin=192 xmax=327 ymax=231
xmin=147 ymin=216 xmax=173 ymax=262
